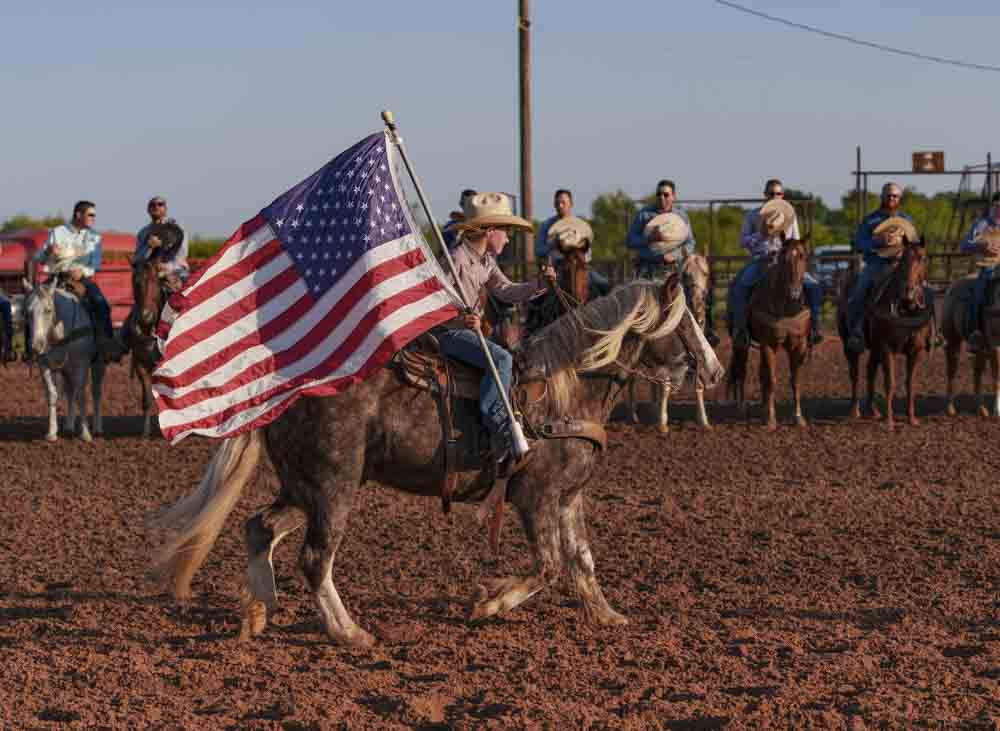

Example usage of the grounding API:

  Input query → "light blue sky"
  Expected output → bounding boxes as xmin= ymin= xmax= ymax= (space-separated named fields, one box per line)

xmin=2 ymin=1 xmax=998 ymax=237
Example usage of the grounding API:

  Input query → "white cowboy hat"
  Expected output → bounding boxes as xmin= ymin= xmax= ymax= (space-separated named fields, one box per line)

xmin=873 ymin=216 xmax=920 ymax=258
xmin=757 ymin=199 xmax=796 ymax=236
xmin=975 ymin=227 xmax=1000 ymax=267
xmin=642 ymin=212 xmax=690 ymax=256
xmin=455 ymin=192 xmax=533 ymax=233
xmin=47 ymin=244 xmax=78 ymax=274
xmin=546 ymin=216 xmax=593 ymax=251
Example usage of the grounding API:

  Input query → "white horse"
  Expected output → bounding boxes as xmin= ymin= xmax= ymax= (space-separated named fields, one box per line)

xmin=22 ymin=279 xmax=106 ymax=442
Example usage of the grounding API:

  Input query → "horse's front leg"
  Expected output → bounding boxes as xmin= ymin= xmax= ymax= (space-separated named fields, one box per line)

xmin=848 ymin=349 xmax=862 ymax=418
xmin=695 ymin=381 xmax=711 ymax=429
xmin=882 ymin=348 xmax=896 ymax=430
xmin=469 ymin=470 xmax=562 ymax=623
xmin=241 ymin=502 xmax=307 ymax=641
xmin=138 ymin=364 xmax=154 ymax=438
xmin=973 ymin=348 xmax=987 ymax=418
xmin=865 ymin=350 xmax=881 ymax=419
xmin=905 ymin=346 xmax=922 ymax=427
xmin=71 ymin=363 xmax=92 ymax=442
xmin=992 ymin=347 xmax=1000 ymax=418
xmin=91 ymin=361 xmax=105 ymax=437
xmin=559 ymin=488 xmax=627 ymax=626
xmin=945 ymin=337 xmax=961 ymax=416
xmin=657 ymin=383 xmax=670 ymax=434
xmin=789 ymin=343 xmax=808 ymax=428
xmin=761 ymin=345 xmax=778 ymax=431
xmin=41 ymin=366 xmax=60 ymax=442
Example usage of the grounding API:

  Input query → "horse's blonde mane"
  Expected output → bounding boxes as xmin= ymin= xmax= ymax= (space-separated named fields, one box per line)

xmin=521 ymin=281 xmax=685 ymax=415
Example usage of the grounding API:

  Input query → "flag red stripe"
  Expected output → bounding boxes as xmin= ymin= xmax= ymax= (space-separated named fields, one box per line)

xmin=155 ymin=251 xmax=443 ymax=406
xmin=158 ymin=297 xmax=457 ymax=440
xmin=180 ymin=214 xmax=268 ymax=294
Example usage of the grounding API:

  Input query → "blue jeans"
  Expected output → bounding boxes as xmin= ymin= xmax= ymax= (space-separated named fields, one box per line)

xmin=847 ymin=258 xmax=890 ymax=334
xmin=437 ymin=328 xmax=513 ymax=440
xmin=81 ymin=278 xmax=113 ymax=340
xmin=0 ymin=296 xmax=12 ymax=345
xmin=970 ymin=266 xmax=998 ymax=334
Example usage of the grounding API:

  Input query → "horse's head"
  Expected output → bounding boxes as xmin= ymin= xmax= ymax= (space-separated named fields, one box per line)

xmin=639 ymin=276 xmax=724 ymax=389
xmin=133 ymin=256 xmax=164 ymax=332
xmin=557 ymin=246 xmax=590 ymax=306
xmin=899 ymin=237 xmax=928 ymax=309
xmin=778 ymin=234 xmax=810 ymax=302
xmin=681 ymin=254 xmax=711 ymax=329
xmin=21 ymin=278 xmax=61 ymax=356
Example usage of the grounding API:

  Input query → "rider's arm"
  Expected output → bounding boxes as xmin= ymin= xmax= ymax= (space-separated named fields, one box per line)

xmin=486 ymin=259 xmax=545 ymax=304
xmin=853 ymin=216 xmax=878 ymax=256
xmin=678 ymin=209 xmax=696 ymax=257
xmin=534 ymin=219 xmax=551 ymax=260
xmin=741 ymin=210 xmax=770 ymax=258
xmin=625 ymin=210 xmax=649 ymax=253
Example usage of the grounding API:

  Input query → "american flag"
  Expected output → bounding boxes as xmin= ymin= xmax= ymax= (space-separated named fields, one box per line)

xmin=152 ymin=132 xmax=461 ymax=443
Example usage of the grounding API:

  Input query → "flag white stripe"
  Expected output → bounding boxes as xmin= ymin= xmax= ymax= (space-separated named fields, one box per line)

xmin=158 ymin=286 xmax=454 ymax=434
xmin=185 ymin=223 xmax=278 ymax=299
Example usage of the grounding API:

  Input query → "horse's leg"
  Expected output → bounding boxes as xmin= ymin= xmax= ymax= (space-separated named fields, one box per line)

xmin=75 ymin=364 xmax=92 ymax=443
xmin=138 ymin=365 xmax=154 ymax=438
xmin=973 ymin=349 xmax=987 ymax=418
xmin=865 ymin=350 xmax=881 ymax=419
xmin=905 ymin=346 xmax=922 ymax=427
xmin=91 ymin=360 xmax=105 ymax=437
xmin=789 ymin=344 xmax=807 ymax=428
xmin=42 ymin=367 xmax=59 ymax=441
xmin=469 ymin=472 xmax=561 ymax=622
xmin=627 ymin=380 xmax=639 ymax=425
xmin=657 ymin=384 xmax=670 ymax=434
xmin=848 ymin=349 xmax=861 ymax=418
xmin=761 ymin=346 xmax=778 ymax=431
xmin=695 ymin=381 xmax=711 ymax=429
xmin=992 ymin=347 xmax=1000 ymax=417
xmin=558 ymin=489 xmax=627 ymax=626
xmin=882 ymin=348 xmax=896 ymax=430
xmin=62 ymin=368 xmax=77 ymax=436
xmin=945 ymin=338 xmax=961 ymax=416
xmin=240 ymin=502 xmax=307 ymax=641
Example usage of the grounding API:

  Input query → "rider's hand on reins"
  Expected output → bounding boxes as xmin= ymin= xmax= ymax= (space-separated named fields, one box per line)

xmin=463 ymin=312 xmax=481 ymax=331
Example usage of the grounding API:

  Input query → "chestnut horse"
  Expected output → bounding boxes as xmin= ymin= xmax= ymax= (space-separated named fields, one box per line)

xmin=943 ymin=274 xmax=1000 ymax=418
xmin=129 ymin=257 xmax=167 ymax=437
xmin=149 ymin=280 xmax=724 ymax=647
xmin=627 ymin=254 xmax=714 ymax=432
xmin=524 ymin=246 xmax=591 ymax=338
xmin=837 ymin=241 xmax=933 ymax=428
xmin=728 ymin=237 xmax=812 ymax=430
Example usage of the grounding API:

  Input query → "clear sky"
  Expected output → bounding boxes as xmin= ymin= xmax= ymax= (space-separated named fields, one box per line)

xmin=2 ymin=1 xmax=998 ymax=237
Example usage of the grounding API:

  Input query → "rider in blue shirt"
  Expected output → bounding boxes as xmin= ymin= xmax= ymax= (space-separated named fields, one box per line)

xmin=845 ymin=182 xmax=916 ymax=353
xmin=535 ymin=188 xmax=610 ymax=296
xmin=962 ymin=192 xmax=1000 ymax=351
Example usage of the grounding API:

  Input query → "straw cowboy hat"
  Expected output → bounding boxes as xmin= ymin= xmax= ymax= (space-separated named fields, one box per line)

xmin=757 ymin=199 xmax=796 ymax=236
xmin=456 ymin=192 xmax=533 ymax=233
xmin=975 ymin=227 xmax=1000 ymax=267
xmin=546 ymin=216 xmax=593 ymax=251
xmin=643 ymin=212 xmax=690 ymax=256
xmin=47 ymin=243 xmax=81 ymax=274
xmin=873 ymin=216 xmax=920 ymax=258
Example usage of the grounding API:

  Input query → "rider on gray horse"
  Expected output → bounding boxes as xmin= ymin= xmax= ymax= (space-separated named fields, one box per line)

xmin=626 ymin=179 xmax=719 ymax=344
xmin=28 ymin=200 xmax=123 ymax=363
xmin=962 ymin=192 xmax=1000 ymax=351
xmin=435 ymin=192 xmax=556 ymax=465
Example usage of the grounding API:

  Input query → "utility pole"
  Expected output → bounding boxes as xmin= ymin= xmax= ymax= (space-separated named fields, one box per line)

xmin=518 ymin=0 xmax=533 ymax=275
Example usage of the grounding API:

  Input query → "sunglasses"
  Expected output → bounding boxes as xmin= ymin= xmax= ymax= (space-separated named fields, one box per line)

xmin=84 ymin=212 xmax=96 ymax=218
xmin=767 ymin=191 xmax=784 ymax=198
xmin=656 ymin=191 xmax=673 ymax=198
xmin=150 ymin=202 xmax=166 ymax=208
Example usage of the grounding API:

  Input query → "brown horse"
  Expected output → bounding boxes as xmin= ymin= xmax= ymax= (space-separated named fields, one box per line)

xmin=129 ymin=257 xmax=167 ymax=437
xmin=728 ymin=237 xmax=812 ymax=430
xmin=149 ymin=280 xmax=724 ymax=647
xmin=837 ymin=242 xmax=933 ymax=428
xmin=627 ymin=254 xmax=714 ymax=432
xmin=943 ymin=274 xmax=1000 ymax=418
xmin=480 ymin=288 xmax=522 ymax=351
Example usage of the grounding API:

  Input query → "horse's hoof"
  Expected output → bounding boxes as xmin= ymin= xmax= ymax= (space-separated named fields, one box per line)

xmin=340 ymin=628 xmax=376 ymax=649
xmin=81 ymin=431 xmax=93 ymax=443
xmin=870 ymin=407 xmax=882 ymax=419
xmin=765 ymin=421 xmax=778 ymax=433
xmin=885 ymin=421 xmax=895 ymax=432
xmin=946 ymin=402 xmax=957 ymax=417
xmin=45 ymin=434 xmax=57 ymax=443
xmin=238 ymin=600 xmax=268 ymax=642
xmin=909 ymin=417 xmax=921 ymax=427
xmin=979 ymin=405 xmax=991 ymax=419
xmin=796 ymin=417 xmax=808 ymax=429
xmin=584 ymin=605 xmax=629 ymax=627
xmin=656 ymin=423 xmax=670 ymax=434
xmin=698 ymin=422 xmax=713 ymax=431
xmin=849 ymin=407 xmax=861 ymax=420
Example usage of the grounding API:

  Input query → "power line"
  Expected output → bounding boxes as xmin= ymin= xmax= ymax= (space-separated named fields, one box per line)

xmin=715 ymin=0 xmax=1000 ymax=73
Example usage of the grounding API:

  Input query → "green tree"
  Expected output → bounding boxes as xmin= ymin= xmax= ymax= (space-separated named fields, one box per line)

xmin=1 ymin=213 xmax=65 ymax=233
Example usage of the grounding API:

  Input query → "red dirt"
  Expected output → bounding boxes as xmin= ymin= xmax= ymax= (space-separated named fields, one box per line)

xmin=2 ymin=339 xmax=1000 ymax=729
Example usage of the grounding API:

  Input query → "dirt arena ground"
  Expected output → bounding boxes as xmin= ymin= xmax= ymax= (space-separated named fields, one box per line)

xmin=2 ymin=337 xmax=1000 ymax=729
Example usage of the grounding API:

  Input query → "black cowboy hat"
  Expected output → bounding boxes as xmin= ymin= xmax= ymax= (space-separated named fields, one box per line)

xmin=145 ymin=221 xmax=184 ymax=257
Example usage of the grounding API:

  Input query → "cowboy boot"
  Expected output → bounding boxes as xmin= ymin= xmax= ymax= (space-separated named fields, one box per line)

xmin=808 ymin=322 xmax=824 ymax=346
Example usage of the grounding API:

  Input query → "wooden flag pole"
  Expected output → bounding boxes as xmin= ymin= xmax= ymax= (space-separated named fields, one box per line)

xmin=381 ymin=110 xmax=530 ymax=459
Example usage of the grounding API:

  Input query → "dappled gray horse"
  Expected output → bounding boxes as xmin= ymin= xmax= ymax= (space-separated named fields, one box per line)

xmin=150 ymin=280 xmax=723 ymax=647
xmin=23 ymin=279 xmax=106 ymax=442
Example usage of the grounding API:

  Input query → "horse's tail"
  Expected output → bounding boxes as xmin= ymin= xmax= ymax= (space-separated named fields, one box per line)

xmin=148 ymin=430 xmax=263 ymax=600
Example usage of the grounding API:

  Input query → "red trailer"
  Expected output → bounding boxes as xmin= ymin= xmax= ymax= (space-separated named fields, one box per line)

xmin=0 ymin=227 xmax=136 ymax=325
